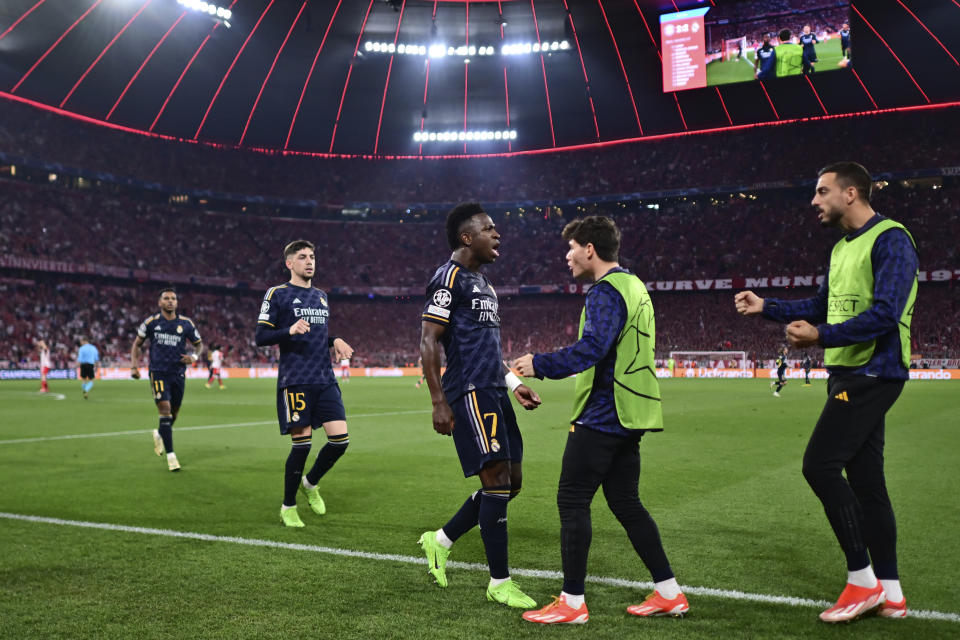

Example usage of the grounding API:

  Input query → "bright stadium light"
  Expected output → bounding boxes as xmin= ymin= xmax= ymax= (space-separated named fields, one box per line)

xmin=363 ymin=40 xmax=571 ymax=59
xmin=177 ymin=0 xmax=231 ymax=22
xmin=415 ymin=129 xmax=517 ymax=143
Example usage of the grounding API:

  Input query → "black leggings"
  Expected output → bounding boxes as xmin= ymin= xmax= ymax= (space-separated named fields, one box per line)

xmin=557 ymin=426 xmax=673 ymax=594
xmin=802 ymin=375 xmax=904 ymax=577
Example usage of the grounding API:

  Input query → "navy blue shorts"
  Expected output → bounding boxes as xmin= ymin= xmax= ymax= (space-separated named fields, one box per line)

xmin=150 ymin=371 xmax=185 ymax=408
xmin=450 ymin=387 xmax=523 ymax=478
xmin=277 ymin=383 xmax=346 ymax=435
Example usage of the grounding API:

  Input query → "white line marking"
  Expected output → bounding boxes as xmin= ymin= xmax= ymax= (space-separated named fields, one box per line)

xmin=0 ymin=410 xmax=430 ymax=445
xmin=0 ymin=391 xmax=66 ymax=400
xmin=0 ymin=512 xmax=956 ymax=623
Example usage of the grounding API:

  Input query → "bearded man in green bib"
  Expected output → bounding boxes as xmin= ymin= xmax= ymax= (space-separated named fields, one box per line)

xmin=514 ymin=216 xmax=688 ymax=625
xmin=735 ymin=162 xmax=918 ymax=623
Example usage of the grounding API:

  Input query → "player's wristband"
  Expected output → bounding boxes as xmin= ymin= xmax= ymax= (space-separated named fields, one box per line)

xmin=190 ymin=354 xmax=198 ymax=362
xmin=504 ymin=371 xmax=522 ymax=392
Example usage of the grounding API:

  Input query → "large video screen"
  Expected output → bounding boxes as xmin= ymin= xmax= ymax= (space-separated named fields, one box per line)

xmin=661 ymin=1 xmax=851 ymax=92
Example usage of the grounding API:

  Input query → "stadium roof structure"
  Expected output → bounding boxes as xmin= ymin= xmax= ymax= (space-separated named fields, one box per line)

xmin=1 ymin=0 xmax=958 ymax=158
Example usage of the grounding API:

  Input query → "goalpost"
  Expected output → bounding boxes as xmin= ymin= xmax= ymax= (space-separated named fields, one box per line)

xmin=722 ymin=36 xmax=748 ymax=61
xmin=668 ymin=351 xmax=749 ymax=371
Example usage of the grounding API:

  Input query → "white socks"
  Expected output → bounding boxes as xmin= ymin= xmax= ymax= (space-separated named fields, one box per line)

xmin=489 ymin=576 xmax=510 ymax=588
xmin=847 ymin=566 xmax=878 ymax=588
xmin=560 ymin=592 xmax=585 ymax=609
xmin=880 ymin=578 xmax=904 ymax=602
xmin=655 ymin=577 xmax=682 ymax=599
xmin=436 ymin=528 xmax=454 ymax=549
xmin=302 ymin=476 xmax=317 ymax=491
xmin=166 ymin=452 xmax=177 ymax=461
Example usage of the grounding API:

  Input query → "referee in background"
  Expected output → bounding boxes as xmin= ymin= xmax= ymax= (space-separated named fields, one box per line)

xmin=77 ymin=337 xmax=99 ymax=400
xmin=735 ymin=162 xmax=918 ymax=623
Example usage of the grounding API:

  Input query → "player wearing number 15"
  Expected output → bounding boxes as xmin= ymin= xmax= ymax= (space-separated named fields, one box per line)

xmin=255 ymin=240 xmax=355 ymax=528
xmin=130 ymin=287 xmax=203 ymax=472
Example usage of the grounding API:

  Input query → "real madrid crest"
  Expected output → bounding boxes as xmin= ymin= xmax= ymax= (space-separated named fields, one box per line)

xmin=490 ymin=439 xmax=500 ymax=452
xmin=176 ymin=325 xmax=183 ymax=334
xmin=292 ymin=412 xmax=300 ymax=422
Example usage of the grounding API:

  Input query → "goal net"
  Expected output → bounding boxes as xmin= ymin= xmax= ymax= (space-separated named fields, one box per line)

xmin=723 ymin=36 xmax=748 ymax=61
xmin=668 ymin=351 xmax=749 ymax=370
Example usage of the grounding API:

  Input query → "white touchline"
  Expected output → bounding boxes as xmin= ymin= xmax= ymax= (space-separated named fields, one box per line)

xmin=0 ymin=410 xmax=431 ymax=445
xmin=0 ymin=512 xmax=957 ymax=623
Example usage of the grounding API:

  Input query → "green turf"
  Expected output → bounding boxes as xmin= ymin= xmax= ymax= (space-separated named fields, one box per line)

xmin=1 ymin=377 xmax=957 ymax=638
xmin=707 ymin=38 xmax=846 ymax=86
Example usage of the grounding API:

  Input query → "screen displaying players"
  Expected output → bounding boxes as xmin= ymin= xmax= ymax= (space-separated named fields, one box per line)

xmin=661 ymin=0 xmax=851 ymax=92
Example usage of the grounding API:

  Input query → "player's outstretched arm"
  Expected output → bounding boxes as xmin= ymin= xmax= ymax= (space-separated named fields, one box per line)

xmin=734 ymin=290 xmax=764 ymax=315
xmin=420 ymin=321 xmax=455 ymax=436
xmin=504 ymin=361 xmax=541 ymax=410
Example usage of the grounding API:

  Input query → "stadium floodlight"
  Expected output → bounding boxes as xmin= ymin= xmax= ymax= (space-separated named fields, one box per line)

xmin=177 ymin=0 xmax=231 ymax=21
xmin=429 ymin=44 xmax=446 ymax=58
xmin=416 ymin=129 xmax=517 ymax=143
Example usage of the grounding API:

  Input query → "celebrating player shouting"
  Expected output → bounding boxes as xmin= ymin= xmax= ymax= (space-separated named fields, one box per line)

xmin=418 ymin=203 xmax=542 ymax=609
xmin=256 ymin=240 xmax=354 ymax=528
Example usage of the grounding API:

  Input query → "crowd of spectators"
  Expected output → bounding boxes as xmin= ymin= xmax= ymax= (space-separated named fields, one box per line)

xmin=2 ymin=278 xmax=956 ymax=371
xmin=2 ymin=177 xmax=958 ymax=291
xmin=2 ymin=98 xmax=958 ymax=207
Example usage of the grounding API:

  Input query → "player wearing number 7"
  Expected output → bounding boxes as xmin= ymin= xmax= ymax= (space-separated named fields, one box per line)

xmin=418 ymin=203 xmax=542 ymax=610
xmin=256 ymin=240 xmax=355 ymax=528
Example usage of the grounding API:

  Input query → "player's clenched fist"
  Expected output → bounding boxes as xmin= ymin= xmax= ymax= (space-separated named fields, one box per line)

xmin=288 ymin=318 xmax=311 ymax=335
xmin=734 ymin=290 xmax=764 ymax=316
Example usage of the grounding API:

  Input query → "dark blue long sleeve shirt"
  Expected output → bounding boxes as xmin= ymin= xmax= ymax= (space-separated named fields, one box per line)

xmin=533 ymin=267 xmax=636 ymax=437
xmin=762 ymin=214 xmax=918 ymax=380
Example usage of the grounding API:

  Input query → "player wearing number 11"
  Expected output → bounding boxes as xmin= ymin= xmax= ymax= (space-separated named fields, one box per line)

xmin=255 ymin=240 xmax=355 ymax=528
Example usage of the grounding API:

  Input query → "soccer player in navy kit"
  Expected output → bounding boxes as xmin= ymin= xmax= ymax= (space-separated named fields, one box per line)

xmin=771 ymin=347 xmax=788 ymax=396
xmin=131 ymin=287 xmax=203 ymax=472
xmin=840 ymin=23 xmax=851 ymax=59
xmin=256 ymin=240 xmax=354 ymax=528
xmin=417 ymin=203 xmax=542 ymax=609
xmin=799 ymin=25 xmax=819 ymax=74
xmin=754 ymin=33 xmax=776 ymax=80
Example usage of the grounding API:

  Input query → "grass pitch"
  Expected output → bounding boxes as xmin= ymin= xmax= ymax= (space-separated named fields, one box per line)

xmin=1 ymin=376 xmax=958 ymax=639
xmin=707 ymin=38 xmax=846 ymax=86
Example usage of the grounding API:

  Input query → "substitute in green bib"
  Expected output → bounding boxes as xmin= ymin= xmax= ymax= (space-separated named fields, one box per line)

xmin=513 ymin=216 xmax=688 ymax=625
xmin=735 ymin=162 xmax=918 ymax=623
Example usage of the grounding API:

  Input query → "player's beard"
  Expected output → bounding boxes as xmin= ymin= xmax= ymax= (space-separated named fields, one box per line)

xmin=817 ymin=206 xmax=841 ymax=228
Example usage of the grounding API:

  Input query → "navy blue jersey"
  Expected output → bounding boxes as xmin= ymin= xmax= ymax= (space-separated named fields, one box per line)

xmin=840 ymin=29 xmax=850 ymax=46
xmin=137 ymin=314 xmax=201 ymax=374
xmin=803 ymin=356 xmax=812 ymax=371
xmin=799 ymin=33 xmax=819 ymax=55
xmin=422 ymin=260 xmax=505 ymax=401
xmin=756 ymin=44 xmax=776 ymax=77
xmin=256 ymin=283 xmax=336 ymax=388
xmin=776 ymin=355 xmax=787 ymax=371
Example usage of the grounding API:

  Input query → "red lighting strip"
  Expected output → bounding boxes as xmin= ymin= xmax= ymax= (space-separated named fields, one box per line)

xmin=715 ymin=86 xmax=732 ymax=125
xmin=895 ymin=0 xmax=958 ymax=66
xmin=3 ymin=90 xmax=958 ymax=161
xmin=0 ymin=0 xmax=48 ymax=43
xmin=329 ymin=0 xmax=376 ymax=153
xmin=60 ymin=0 xmax=153 ymax=109
xmin=850 ymin=3 xmax=929 ymax=103
xmin=107 ymin=11 xmax=185 ymax=121
xmin=631 ymin=0 xmax=661 ymax=60
xmin=673 ymin=93 xmax=688 ymax=130
xmin=285 ymin=0 xmax=343 ymax=150
xmin=804 ymin=75 xmax=828 ymax=114
xmin=464 ymin=0 xmax=469 ymax=153
xmin=498 ymin=0 xmax=512 ymax=150
xmin=561 ymin=0 xmax=599 ymax=139
xmin=850 ymin=67 xmax=878 ymax=110
xmin=374 ymin=0 xmax=407 ymax=155
xmin=530 ymin=0 xmax=556 ymax=147
xmin=240 ymin=1 xmax=307 ymax=146
xmin=150 ymin=0 xmax=238 ymax=134
xmin=11 ymin=0 xmax=104 ymax=94
xmin=596 ymin=0 xmax=642 ymax=134
xmin=757 ymin=80 xmax=779 ymax=119
xmin=194 ymin=0 xmax=275 ymax=140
